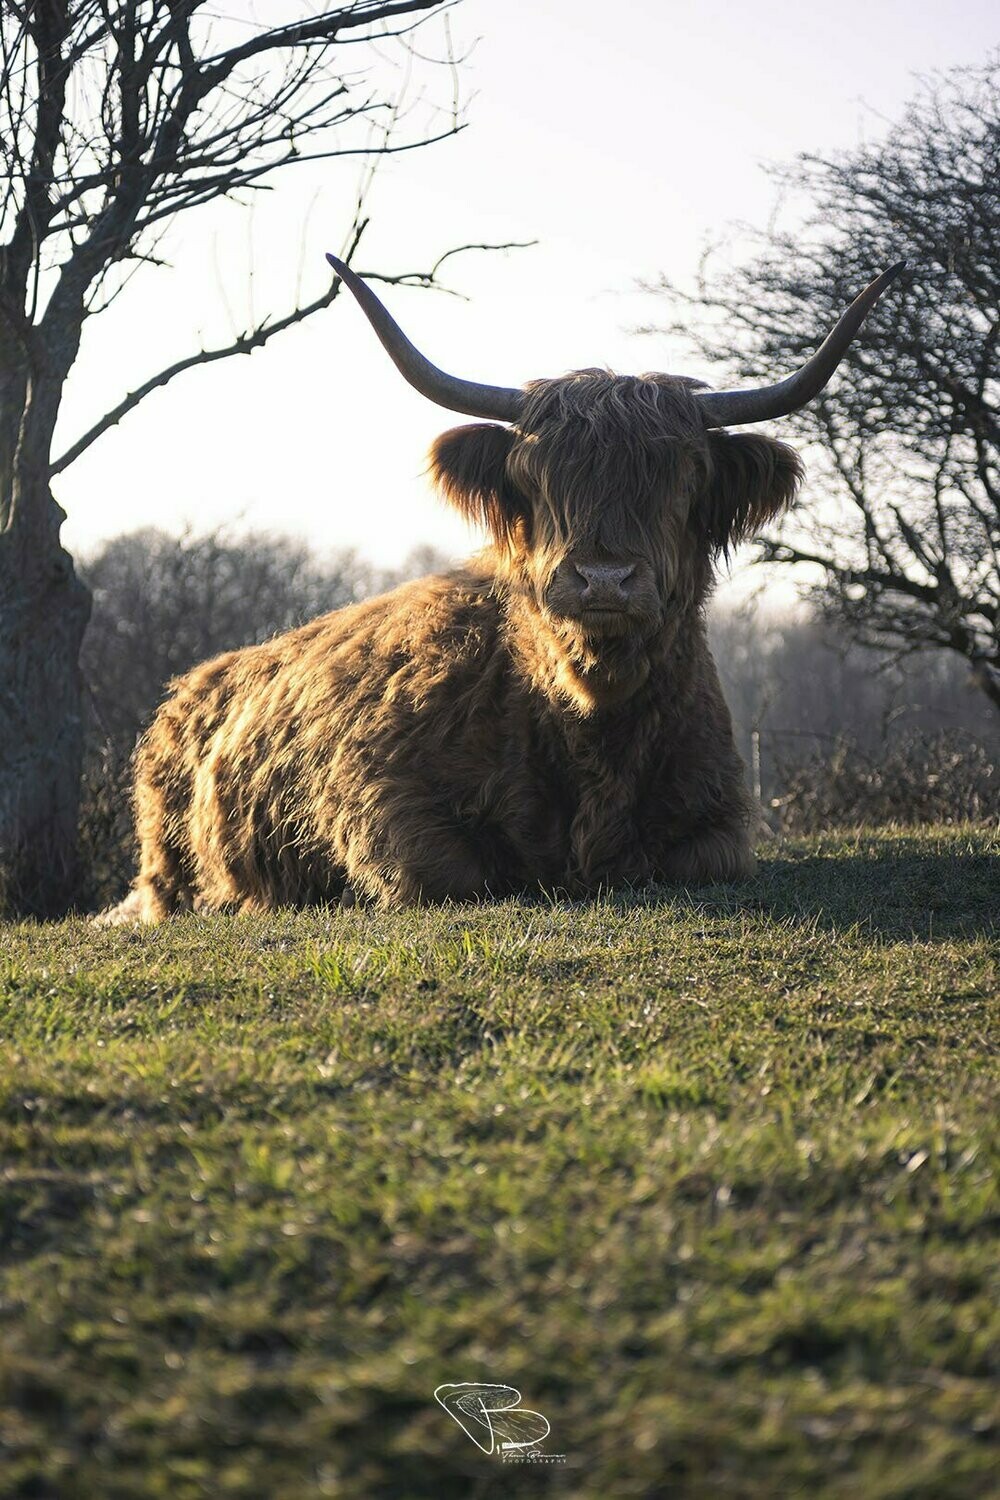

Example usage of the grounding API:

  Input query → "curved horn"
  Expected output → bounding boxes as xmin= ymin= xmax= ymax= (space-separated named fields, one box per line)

xmin=326 ymin=253 xmax=523 ymax=423
xmin=696 ymin=261 xmax=906 ymax=428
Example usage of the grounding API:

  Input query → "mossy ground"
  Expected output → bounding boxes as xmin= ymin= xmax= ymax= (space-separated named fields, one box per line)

xmin=1 ymin=827 xmax=997 ymax=1498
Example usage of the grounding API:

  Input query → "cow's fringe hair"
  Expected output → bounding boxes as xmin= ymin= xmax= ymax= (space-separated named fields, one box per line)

xmin=512 ymin=372 xmax=712 ymax=556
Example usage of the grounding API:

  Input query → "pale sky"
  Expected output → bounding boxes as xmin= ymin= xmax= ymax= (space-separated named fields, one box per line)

xmin=57 ymin=0 xmax=999 ymax=578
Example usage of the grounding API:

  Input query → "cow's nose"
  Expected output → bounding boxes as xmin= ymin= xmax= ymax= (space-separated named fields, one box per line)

xmin=574 ymin=563 xmax=635 ymax=602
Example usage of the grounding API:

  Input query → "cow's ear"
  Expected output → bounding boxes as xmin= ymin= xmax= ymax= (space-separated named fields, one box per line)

xmin=428 ymin=424 xmax=526 ymax=547
xmin=696 ymin=431 xmax=803 ymax=558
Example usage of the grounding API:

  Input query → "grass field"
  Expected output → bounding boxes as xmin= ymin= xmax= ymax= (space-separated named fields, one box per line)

xmin=1 ymin=827 xmax=997 ymax=1498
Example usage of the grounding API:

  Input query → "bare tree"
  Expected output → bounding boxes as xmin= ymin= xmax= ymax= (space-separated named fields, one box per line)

xmin=0 ymin=0 xmax=510 ymax=914
xmin=644 ymin=59 xmax=1000 ymax=721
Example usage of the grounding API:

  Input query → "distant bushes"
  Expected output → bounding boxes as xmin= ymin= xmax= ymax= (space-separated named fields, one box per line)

xmin=709 ymin=601 xmax=997 ymax=838
xmin=771 ymin=729 xmax=999 ymax=834
xmin=77 ymin=742 xmax=135 ymax=912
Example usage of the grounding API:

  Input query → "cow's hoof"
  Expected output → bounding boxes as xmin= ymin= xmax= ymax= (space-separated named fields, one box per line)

xmin=91 ymin=890 xmax=148 ymax=927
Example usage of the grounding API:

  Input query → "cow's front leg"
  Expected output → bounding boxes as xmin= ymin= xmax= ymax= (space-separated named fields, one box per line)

xmin=656 ymin=823 xmax=757 ymax=885
xmin=341 ymin=799 xmax=496 ymax=908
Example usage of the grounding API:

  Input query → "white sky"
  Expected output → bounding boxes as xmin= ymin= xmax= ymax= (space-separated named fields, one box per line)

xmin=57 ymin=0 xmax=999 ymax=581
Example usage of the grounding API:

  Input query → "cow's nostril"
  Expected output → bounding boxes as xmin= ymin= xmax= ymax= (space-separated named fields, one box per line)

xmin=575 ymin=563 xmax=636 ymax=599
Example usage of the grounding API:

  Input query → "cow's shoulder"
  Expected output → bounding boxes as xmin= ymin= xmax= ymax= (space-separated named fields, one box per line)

xmin=300 ymin=562 xmax=511 ymax=758
xmin=368 ymin=563 xmax=500 ymax=659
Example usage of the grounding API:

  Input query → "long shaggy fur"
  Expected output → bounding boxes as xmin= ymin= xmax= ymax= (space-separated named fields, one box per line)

xmin=109 ymin=373 xmax=802 ymax=920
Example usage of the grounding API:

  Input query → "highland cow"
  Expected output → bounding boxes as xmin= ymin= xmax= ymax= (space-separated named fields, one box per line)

xmin=106 ymin=257 xmax=903 ymax=920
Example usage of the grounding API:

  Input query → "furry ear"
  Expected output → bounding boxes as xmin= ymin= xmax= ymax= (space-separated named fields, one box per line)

xmin=428 ymin=424 xmax=526 ymax=548
xmin=695 ymin=432 xmax=803 ymax=558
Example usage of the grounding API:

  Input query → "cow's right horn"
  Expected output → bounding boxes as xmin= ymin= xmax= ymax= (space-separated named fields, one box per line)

xmin=695 ymin=262 xmax=906 ymax=428
xmin=326 ymin=254 xmax=524 ymax=423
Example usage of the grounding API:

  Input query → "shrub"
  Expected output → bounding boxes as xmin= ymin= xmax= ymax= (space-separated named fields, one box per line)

xmin=772 ymin=730 xmax=999 ymax=833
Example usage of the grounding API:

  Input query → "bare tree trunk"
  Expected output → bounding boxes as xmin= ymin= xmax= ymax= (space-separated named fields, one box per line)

xmin=0 ymin=521 xmax=91 ymax=917
xmin=0 ymin=370 xmax=91 ymax=917
xmin=0 ymin=329 xmax=26 ymax=531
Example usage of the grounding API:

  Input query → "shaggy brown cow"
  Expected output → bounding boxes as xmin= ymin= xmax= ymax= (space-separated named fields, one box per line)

xmin=107 ymin=258 xmax=902 ymax=920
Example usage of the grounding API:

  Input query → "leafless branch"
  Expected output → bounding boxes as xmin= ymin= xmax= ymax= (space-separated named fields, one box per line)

xmin=50 ymin=237 xmax=527 ymax=474
xmin=2 ymin=0 xmax=515 ymax=500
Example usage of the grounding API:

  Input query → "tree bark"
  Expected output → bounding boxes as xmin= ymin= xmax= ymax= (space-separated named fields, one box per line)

xmin=0 ymin=327 xmax=27 ymax=532
xmin=0 ymin=362 xmax=91 ymax=916
xmin=0 ymin=518 xmax=91 ymax=916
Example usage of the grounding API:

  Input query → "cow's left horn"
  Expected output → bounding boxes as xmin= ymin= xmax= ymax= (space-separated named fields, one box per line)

xmin=695 ymin=262 xmax=906 ymax=428
xmin=326 ymin=253 xmax=523 ymax=423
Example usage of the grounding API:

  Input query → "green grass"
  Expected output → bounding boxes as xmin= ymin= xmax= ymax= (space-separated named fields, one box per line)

xmin=0 ymin=827 xmax=997 ymax=1499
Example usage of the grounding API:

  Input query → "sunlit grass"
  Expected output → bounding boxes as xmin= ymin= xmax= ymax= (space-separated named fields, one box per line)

xmin=0 ymin=827 xmax=997 ymax=1497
